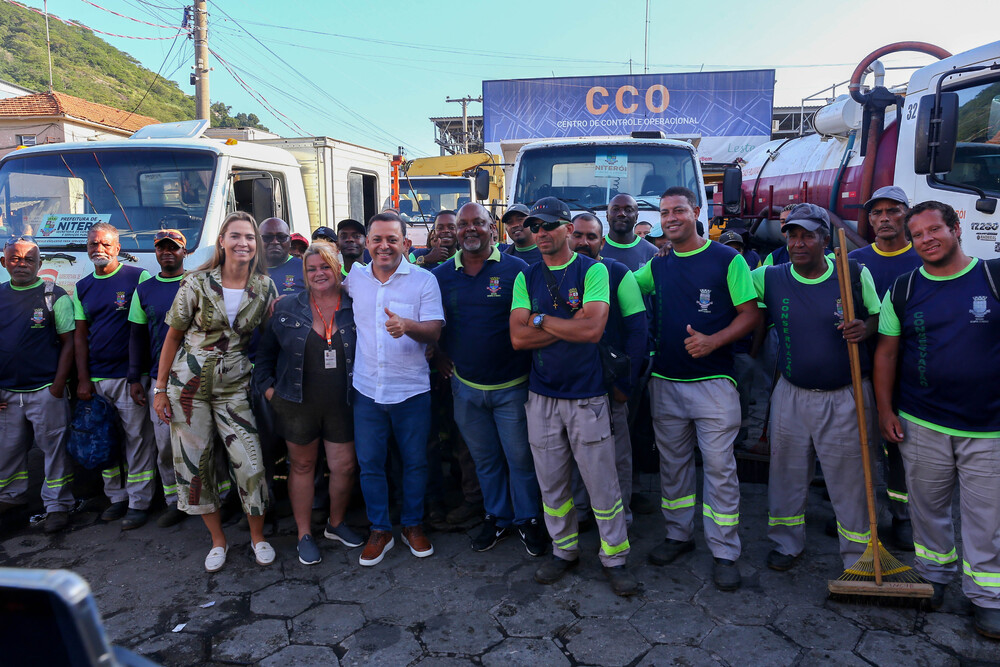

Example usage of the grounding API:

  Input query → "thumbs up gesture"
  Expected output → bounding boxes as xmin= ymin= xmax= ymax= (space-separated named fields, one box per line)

xmin=384 ymin=306 xmax=407 ymax=338
xmin=684 ymin=324 xmax=717 ymax=359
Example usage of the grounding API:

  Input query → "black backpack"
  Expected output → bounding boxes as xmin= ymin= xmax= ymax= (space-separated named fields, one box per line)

xmin=888 ymin=258 xmax=1000 ymax=322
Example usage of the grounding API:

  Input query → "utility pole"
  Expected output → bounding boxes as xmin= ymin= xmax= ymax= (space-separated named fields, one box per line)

xmin=446 ymin=95 xmax=482 ymax=154
xmin=644 ymin=0 xmax=650 ymax=74
xmin=44 ymin=0 xmax=53 ymax=91
xmin=192 ymin=0 xmax=210 ymax=121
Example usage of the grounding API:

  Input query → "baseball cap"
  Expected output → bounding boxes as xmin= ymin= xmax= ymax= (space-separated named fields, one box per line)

xmin=647 ymin=223 xmax=664 ymax=238
xmin=863 ymin=185 xmax=909 ymax=212
xmin=312 ymin=226 xmax=338 ymax=242
xmin=718 ymin=230 xmax=744 ymax=247
xmin=154 ymin=229 xmax=186 ymax=248
xmin=525 ymin=197 xmax=572 ymax=225
xmin=781 ymin=203 xmax=830 ymax=234
xmin=290 ymin=233 xmax=309 ymax=247
xmin=335 ymin=219 xmax=366 ymax=235
xmin=502 ymin=203 xmax=530 ymax=223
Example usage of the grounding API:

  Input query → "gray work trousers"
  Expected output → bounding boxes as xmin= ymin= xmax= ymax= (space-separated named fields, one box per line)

xmin=571 ymin=399 xmax=633 ymax=524
xmin=768 ymin=377 xmax=874 ymax=568
xmin=650 ymin=377 xmax=742 ymax=561
xmin=0 ymin=387 xmax=75 ymax=512
xmin=900 ymin=418 xmax=1000 ymax=608
xmin=146 ymin=385 xmax=179 ymax=505
xmin=95 ymin=378 xmax=156 ymax=510
xmin=526 ymin=392 xmax=630 ymax=567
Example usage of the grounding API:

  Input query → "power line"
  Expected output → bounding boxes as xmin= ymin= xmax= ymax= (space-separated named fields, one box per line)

xmin=120 ymin=28 xmax=182 ymax=124
xmin=77 ymin=0 xmax=181 ymax=29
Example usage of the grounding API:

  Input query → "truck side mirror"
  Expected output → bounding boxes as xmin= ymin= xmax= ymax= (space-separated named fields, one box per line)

xmin=914 ymin=92 xmax=958 ymax=175
xmin=474 ymin=168 xmax=490 ymax=201
xmin=722 ymin=167 xmax=742 ymax=215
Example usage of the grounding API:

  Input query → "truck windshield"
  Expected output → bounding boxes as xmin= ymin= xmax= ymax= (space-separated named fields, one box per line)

xmin=397 ymin=177 xmax=470 ymax=221
xmin=0 ymin=148 xmax=216 ymax=251
xmin=942 ymin=78 xmax=1000 ymax=197
xmin=512 ymin=144 xmax=700 ymax=209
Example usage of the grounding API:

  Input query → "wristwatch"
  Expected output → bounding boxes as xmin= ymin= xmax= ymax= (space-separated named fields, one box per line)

xmin=153 ymin=387 xmax=168 ymax=395
xmin=532 ymin=313 xmax=545 ymax=328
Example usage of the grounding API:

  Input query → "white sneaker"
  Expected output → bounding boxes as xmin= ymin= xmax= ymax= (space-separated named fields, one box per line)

xmin=252 ymin=540 xmax=275 ymax=566
xmin=205 ymin=545 xmax=228 ymax=572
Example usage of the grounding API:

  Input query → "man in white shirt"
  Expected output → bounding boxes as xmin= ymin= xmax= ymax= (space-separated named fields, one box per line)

xmin=345 ymin=212 xmax=445 ymax=566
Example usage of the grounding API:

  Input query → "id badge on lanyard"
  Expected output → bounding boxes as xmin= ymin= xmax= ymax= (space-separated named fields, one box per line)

xmin=313 ymin=293 xmax=341 ymax=370
xmin=324 ymin=349 xmax=337 ymax=369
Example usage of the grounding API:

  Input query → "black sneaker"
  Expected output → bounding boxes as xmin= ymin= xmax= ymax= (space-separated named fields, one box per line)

xmin=517 ymin=519 xmax=547 ymax=557
xmin=534 ymin=555 xmax=579 ymax=585
xmin=471 ymin=516 xmax=511 ymax=552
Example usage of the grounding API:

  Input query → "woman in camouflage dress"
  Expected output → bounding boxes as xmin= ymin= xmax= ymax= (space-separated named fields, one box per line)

xmin=152 ymin=212 xmax=278 ymax=572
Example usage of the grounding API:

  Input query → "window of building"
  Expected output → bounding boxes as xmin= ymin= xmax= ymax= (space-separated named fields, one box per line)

xmin=16 ymin=134 xmax=36 ymax=147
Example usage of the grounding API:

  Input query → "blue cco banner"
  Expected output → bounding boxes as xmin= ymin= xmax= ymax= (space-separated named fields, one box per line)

xmin=483 ymin=70 xmax=774 ymax=144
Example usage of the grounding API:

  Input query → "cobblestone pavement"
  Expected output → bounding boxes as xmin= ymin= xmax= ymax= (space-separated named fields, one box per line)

xmin=2 ymin=474 xmax=996 ymax=666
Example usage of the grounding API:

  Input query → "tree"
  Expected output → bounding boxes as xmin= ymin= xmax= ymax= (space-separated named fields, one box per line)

xmin=211 ymin=102 xmax=269 ymax=131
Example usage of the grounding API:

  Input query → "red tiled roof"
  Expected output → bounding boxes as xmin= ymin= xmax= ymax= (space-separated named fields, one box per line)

xmin=0 ymin=92 xmax=160 ymax=132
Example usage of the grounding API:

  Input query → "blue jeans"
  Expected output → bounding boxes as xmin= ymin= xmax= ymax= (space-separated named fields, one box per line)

xmin=353 ymin=391 xmax=431 ymax=531
xmin=451 ymin=377 xmax=540 ymax=526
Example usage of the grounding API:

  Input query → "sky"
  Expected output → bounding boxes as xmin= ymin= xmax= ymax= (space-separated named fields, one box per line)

xmin=20 ymin=0 xmax=1000 ymax=158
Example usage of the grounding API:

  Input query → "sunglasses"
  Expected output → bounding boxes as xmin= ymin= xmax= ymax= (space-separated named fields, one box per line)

xmin=526 ymin=220 xmax=567 ymax=233
xmin=261 ymin=233 xmax=290 ymax=244
xmin=4 ymin=234 xmax=36 ymax=248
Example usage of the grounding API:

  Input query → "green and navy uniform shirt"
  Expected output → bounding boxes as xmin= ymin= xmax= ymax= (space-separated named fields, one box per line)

xmin=763 ymin=245 xmax=790 ymax=266
xmin=848 ymin=242 xmax=922 ymax=297
xmin=511 ymin=253 xmax=610 ymax=398
xmin=751 ymin=257 xmax=881 ymax=391
xmin=433 ymin=248 xmax=530 ymax=389
xmin=505 ymin=244 xmax=543 ymax=265
xmin=128 ymin=273 xmax=184 ymax=380
xmin=600 ymin=257 xmax=647 ymax=394
xmin=733 ymin=251 xmax=761 ymax=354
xmin=602 ymin=234 xmax=658 ymax=271
xmin=635 ymin=240 xmax=755 ymax=384
xmin=0 ymin=279 xmax=75 ymax=391
xmin=73 ymin=264 xmax=150 ymax=380
xmin=272 ymin=254 xmax=306 ymax=295
xmin=879 ymin=259 xmax=1000 ymax=437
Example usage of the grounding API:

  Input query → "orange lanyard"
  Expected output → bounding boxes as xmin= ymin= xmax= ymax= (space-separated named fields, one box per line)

xmin=310 ymin=293 xmax=341 ymax=347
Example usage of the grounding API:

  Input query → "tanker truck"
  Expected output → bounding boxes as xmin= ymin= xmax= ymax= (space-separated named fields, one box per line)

xmin=724 ymin=40 xmax=1000 ymax=259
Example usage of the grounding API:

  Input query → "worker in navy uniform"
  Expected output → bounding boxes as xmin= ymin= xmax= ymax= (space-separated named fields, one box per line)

xmin=127 ymin=229 xmax=190 ymax=529
xmin=750 ymin=203 xmax=882 ymax=574
xmin=849 ymin=185 xmax=922 ymax=551
xmin=510 ymin=197 xmax=637 ymax=597
xmin=874 ymin=200 xmax=1000 ymax=640
xmin=432 ymin=202 xmax=546 ymax=555
xmin=0 ymin=237 xmax=76 ymax=533
xmin=335 ymin=220 xmax=366 ymax=277
xmin=634 ymin=187 xmax=760 ymax=592
xmin=568 ymin=213 xmax=647 ymax=525
xmin=74 ymin=222 xmax=155 ymax=530
xmin=601 ymin=194 xmax=658 ymax=271
xmin=502 ymin=204 xmax=543 ymax=265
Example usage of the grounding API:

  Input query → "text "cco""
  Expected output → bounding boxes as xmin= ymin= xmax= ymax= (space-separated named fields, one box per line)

xmin=586 ymin=85 xmax=670 ymax=115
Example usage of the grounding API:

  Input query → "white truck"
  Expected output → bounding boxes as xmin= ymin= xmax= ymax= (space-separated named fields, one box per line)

xmin=0 ymin=120 xmax=391 ymax=293
xmin=507 ymin=134 xmax=709 ymax=233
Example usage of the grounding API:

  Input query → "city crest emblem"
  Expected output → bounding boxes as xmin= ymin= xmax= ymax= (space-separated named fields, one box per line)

xmin=30 ymin=307 xmax=45 ymax=327
xmin=834 ymin=298 xmax=845 ymax=324
xmin=487 ymin=276 xmax=501 ymax=297
xmin=696 ymin=289 xmax=713 ymax=313
xmin=283 ymin=274 xmax=295 ymax=290
xmin=115 ymin=291 xmax=127 ymax=310
xmin=567 ymin=288 xmax=581 ymax=308
xmin=970 ymin=295 xmax=991 ymax=323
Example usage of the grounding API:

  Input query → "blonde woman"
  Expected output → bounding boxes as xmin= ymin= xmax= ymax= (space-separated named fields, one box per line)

xmin=253 ymin=241 xmax=361 ymax=565
xmin=153 ymin=211 xmax=278 ymax=572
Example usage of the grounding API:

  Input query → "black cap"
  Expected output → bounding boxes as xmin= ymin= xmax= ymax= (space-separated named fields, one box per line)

xmin=312 ymin=226 xmax=337 ymax=242
xmin=718 ymin=230 xmax=744 ymax=247
xmin=335 ymin=219 xmax=365 ymax=236
xmin=525 ymin=197 xmax=571 ymax=225
xmin=781 ymin=203 xmax=830 ymax=234
xmin=502 ymin=203 xmax=530 ymax=223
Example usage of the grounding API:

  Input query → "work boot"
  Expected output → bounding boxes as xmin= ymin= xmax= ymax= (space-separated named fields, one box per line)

xmin=471 ymin=516 xmax=511 ymax=552
xmin=517 ymin=518 xmax=547 ymax=557
xmin=889 ymin=518 xmax=914 ymax=552
xmin=713 ymin=558 xmax=742 ymax=591
xmin=766 ymin=549 xmax=799 ymax=572
xmin=446 ymin=501 xmax=482 ymax=525
xmin=100 ymin=501 xmax=127 ymax=522
xmin=157 ymin=504 xmax=187 ymax=528
xmin=121 ymin=508 xmax=148 ymax=531
xmin=648 ymin=538 xmax=695 ymax=566
xmin=534 ymin=555 xmax=579 ymax=585
xmin=630 ymin=492 xmax=656 ymax=515
xmin=401 ymin=525 xmax=434 ymax=558
xmin=44 ymin=511 xmax=69 ymax=534
xmin=603 ymin=565 xmax=639 ymax=597
xmin=927 ymin=582 xmax=947 ymax=611
xmin=973 ymin=605 xmax=1000 ymax=640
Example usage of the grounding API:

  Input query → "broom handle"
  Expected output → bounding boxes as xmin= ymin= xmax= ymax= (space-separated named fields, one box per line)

xmin=835 ymin=229 xmax=882 ymax=585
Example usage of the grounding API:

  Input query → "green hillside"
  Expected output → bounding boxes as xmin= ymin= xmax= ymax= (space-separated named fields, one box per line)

xmin=0 ymin=1 xmax=263 ymax=128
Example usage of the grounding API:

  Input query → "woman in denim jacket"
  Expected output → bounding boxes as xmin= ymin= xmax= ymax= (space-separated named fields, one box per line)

xmin=253 ymin=241 xmax=362 ymax=565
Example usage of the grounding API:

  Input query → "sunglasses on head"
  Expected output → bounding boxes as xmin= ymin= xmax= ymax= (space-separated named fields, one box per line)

xmin=4 ymin=234 xmax=36 ymax=248
xmin=526 ymin=220 xmax=566 ymax=233
xmin=261 ymin=233 xmax=290 ymax=244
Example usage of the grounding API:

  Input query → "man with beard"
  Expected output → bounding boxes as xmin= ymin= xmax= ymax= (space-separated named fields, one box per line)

xmin=874 ymin=201 xmax=1000 ymax=639
xmin=74 ymin=223 xmax=154 ymax=530
xmin=432 ymin=203 xmax=545 ymax=555
xmin=260 ymin=217 xmax=305 ymax=296
xmin=569 ymin=213 xmax=647 ymax=525
xmin=601 ymin=194 xmax=658 ymax=271
xmin=502 ymin=204 xmax=543 ymax=265
xmin=849 ymin=186 xmax=921 ymax=550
